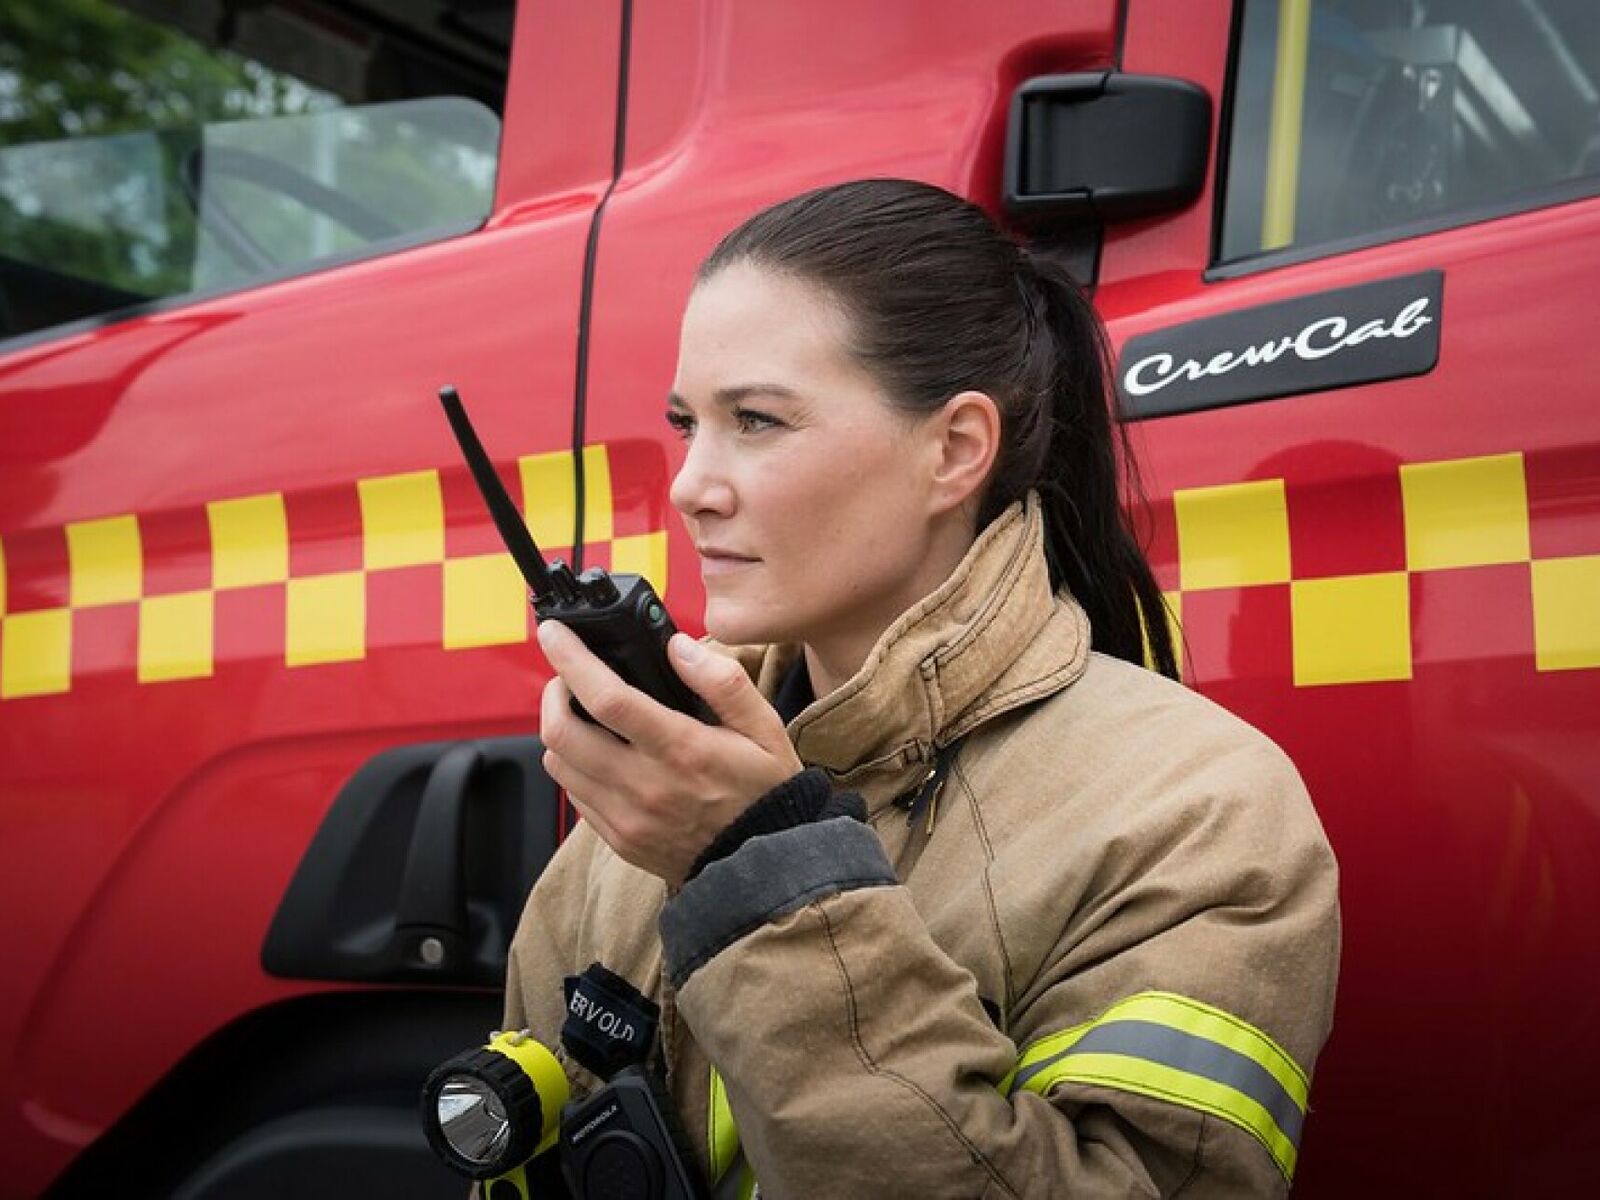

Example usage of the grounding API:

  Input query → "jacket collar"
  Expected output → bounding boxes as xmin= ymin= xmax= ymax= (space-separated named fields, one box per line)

xmin=731 ymin=494 xmax=1091 ymax=808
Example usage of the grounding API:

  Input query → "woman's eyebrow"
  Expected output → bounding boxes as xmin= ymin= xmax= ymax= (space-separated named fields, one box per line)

xmin=667 ymin=383 xmax=803 ymax=409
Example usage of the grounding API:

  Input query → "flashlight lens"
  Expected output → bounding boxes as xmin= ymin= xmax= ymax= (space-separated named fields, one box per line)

xmin=436 ymin=1074 xmax=512 ymax=1165
xmin=424 ymin=1039 xmax=556 ymax=1179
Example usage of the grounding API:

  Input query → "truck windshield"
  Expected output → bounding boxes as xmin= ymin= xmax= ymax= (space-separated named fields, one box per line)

xmin=0 ymin=0 xmax=513 ymax=341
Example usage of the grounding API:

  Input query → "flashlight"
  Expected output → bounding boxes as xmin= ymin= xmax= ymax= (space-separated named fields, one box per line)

xmin=422 ymin=1029 xmax=570 ymax=1196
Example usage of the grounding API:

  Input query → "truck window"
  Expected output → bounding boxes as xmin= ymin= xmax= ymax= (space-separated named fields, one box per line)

xmin=1219 ymin=0 xmax=1600 ymax=265
xmin=0 ymin=0 xmax=514 ymax=342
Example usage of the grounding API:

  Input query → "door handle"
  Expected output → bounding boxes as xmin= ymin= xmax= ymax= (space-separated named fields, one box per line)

xmin=263 ymin=736 xmax=562 ymax=986
xmin=394 ymin=743 xmax=483 ymax=972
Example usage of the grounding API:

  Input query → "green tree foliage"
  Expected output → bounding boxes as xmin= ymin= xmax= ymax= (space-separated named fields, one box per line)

xmin=0 ymin=0 xmax=321 ymax=143
xmin=0 ymin=1 xmax=498 ymax=338
xmin=0 ymin=0 xmax=332 ymax=304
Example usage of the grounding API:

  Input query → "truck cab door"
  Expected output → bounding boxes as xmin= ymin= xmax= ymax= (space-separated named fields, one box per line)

xmin=1099 ymin=2 xmax=1600 ymax=1194
xmin=576 ymin=0 xmax=1125 ymax=628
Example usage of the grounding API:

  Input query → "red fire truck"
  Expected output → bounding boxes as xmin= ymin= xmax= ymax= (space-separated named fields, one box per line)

xmin=2 ymin=1 xmax=1596 ymax=1195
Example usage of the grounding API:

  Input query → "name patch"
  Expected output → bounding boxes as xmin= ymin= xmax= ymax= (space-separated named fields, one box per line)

xmin=561 ymin=963 xmax=659 ymax=1080
xmin=1117 ymin=270 xmax=1443 ymax=418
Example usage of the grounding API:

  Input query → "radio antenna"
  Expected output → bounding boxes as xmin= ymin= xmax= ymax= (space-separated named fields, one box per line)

xmin=438 ymin=385 xmax=556 ymax=599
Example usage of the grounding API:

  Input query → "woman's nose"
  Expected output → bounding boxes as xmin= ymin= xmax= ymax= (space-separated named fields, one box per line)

xmin=669 ymin=436 xmax=735 ymax=518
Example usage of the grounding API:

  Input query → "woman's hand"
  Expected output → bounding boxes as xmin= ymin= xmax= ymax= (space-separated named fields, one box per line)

xmin=536 ymin=621 xmax=805 ymax=886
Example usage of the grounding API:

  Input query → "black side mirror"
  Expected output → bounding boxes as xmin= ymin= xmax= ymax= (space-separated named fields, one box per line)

xmin=1005 ymin=72 xmax=1212 ymax=230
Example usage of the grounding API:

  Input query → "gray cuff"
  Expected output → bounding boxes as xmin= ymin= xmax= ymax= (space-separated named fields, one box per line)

xmin=659 ymin=816 xmax=896 ymax=988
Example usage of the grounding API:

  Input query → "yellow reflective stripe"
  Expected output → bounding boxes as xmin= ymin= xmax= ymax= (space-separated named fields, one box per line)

xmin=1027 ymin=1050 xmax=1299 ymax=1181
xmin=1005 ymin=992 xmax=1310 ymax=1184
xmin=998 ymin=1015 xmax=1093 ymax=1095
xmin=1011 ymin=991 xmax=1308 ymax=1109
xmin=1110 ymin=991 xmax=1307 ymax=1108
xmin=708 ymin=1067 xmax=739 ymax=1183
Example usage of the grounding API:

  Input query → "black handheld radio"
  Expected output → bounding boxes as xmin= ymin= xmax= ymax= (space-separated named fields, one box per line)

xmin=438 ymin=386 xmax=714 ymax=726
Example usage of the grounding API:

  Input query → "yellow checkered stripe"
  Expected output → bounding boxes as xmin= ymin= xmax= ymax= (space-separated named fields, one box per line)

xmin=1162 ymin=451 xmax=1599 ymax=685
xmin=0 ymin=445 xmax=670 ymax=700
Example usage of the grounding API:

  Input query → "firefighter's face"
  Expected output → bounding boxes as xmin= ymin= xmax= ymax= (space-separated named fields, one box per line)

xmin=668 ymin=263 xmax=978 ymax=675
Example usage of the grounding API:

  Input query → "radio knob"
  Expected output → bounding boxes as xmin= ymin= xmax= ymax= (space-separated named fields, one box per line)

xmin=579 ymin=569 xmax=620 ymax=605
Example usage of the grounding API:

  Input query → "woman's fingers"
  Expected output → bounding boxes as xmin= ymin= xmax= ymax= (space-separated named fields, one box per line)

xmin=536 ymin=620 xmax=803 ymax=883
xmin=563 ymin=790 xmax=623 ymax=855
xmin=667 ymin=634 xmax=792 ymax=754
xmin=540 ymin=670 xmax=643 ymax=787
xmin=547 ymin=746 xmax=683 ymax=879
xmin=537 ymin=621 xmax=687 ymax=753
xmin=541 ymin=746 xmax=642 ymax=862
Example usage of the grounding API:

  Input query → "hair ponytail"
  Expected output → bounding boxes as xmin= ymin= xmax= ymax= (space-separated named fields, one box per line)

xmin=994 ymin=252 xmax=1178 ymax=679
xmin=699 ymin=178 xmax=1180 ymax=680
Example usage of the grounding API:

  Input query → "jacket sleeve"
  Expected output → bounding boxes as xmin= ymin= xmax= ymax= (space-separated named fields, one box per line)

xmin=658 ymin=739 xmax=1340 ymax=1199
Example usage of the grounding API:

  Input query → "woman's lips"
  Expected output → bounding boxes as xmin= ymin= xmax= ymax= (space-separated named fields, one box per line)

xmin=698 ymin=550 xmax=759 ymax=577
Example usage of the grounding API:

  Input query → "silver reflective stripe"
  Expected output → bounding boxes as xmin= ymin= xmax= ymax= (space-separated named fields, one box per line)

xmin=1010 ymin=1018 xmax=1305 ymax=1146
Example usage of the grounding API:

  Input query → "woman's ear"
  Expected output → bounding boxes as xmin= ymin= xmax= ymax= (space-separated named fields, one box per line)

xmin=929 ymin=390 xmax=1002 ymax=514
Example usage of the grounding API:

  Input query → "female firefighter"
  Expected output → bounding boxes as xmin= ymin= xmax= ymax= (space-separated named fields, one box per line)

xmin=508 ymin=178 xmax=1340 ymax=1197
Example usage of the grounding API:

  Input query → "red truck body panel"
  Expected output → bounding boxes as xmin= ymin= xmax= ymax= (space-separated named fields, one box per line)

xmin=1105 ymin=7 xmax=1600 ymax=1193
xmin=1 ymin=1 xmax=1596 ymax=1195
xmin=0 ymin=5 xmax=622 ymax=1191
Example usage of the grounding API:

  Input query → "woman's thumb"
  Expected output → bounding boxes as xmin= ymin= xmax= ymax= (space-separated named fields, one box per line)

xmin=669 ymin=634 xmax=773 ymax=737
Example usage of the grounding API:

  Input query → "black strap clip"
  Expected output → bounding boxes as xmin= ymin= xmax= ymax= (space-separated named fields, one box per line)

xmin=898 ymin=741 xmax=962 ymax=831
xmin=561 ymin=962 xmax=659 ymax=1081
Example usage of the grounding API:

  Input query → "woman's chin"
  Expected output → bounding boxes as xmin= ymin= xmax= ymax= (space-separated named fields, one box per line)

xmin=702 ymin=602 xmax=790 ymax=649
xmin=701 ymin=611 xmax=758 ymax=648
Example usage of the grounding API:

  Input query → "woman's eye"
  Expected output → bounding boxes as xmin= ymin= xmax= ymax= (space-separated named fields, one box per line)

xmin=664 ymin=410 xmax=695 ymax=440
xmin=734 ymin=408 xmax=781 ymax=433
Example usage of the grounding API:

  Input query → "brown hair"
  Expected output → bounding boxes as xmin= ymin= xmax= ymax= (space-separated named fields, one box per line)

xmin=698 ymin=178 xmax=1177 ymax=679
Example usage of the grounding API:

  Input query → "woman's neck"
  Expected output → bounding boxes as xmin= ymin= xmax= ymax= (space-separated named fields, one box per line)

xmin=801 ymin=640 xmax=869 ymax=701
xmin=800 ymin=516 xmax=977 ymax=697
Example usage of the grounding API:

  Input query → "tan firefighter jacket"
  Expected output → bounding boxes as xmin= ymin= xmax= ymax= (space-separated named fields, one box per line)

xmin=501 ymin=494 xmax=1341 ymax=1198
